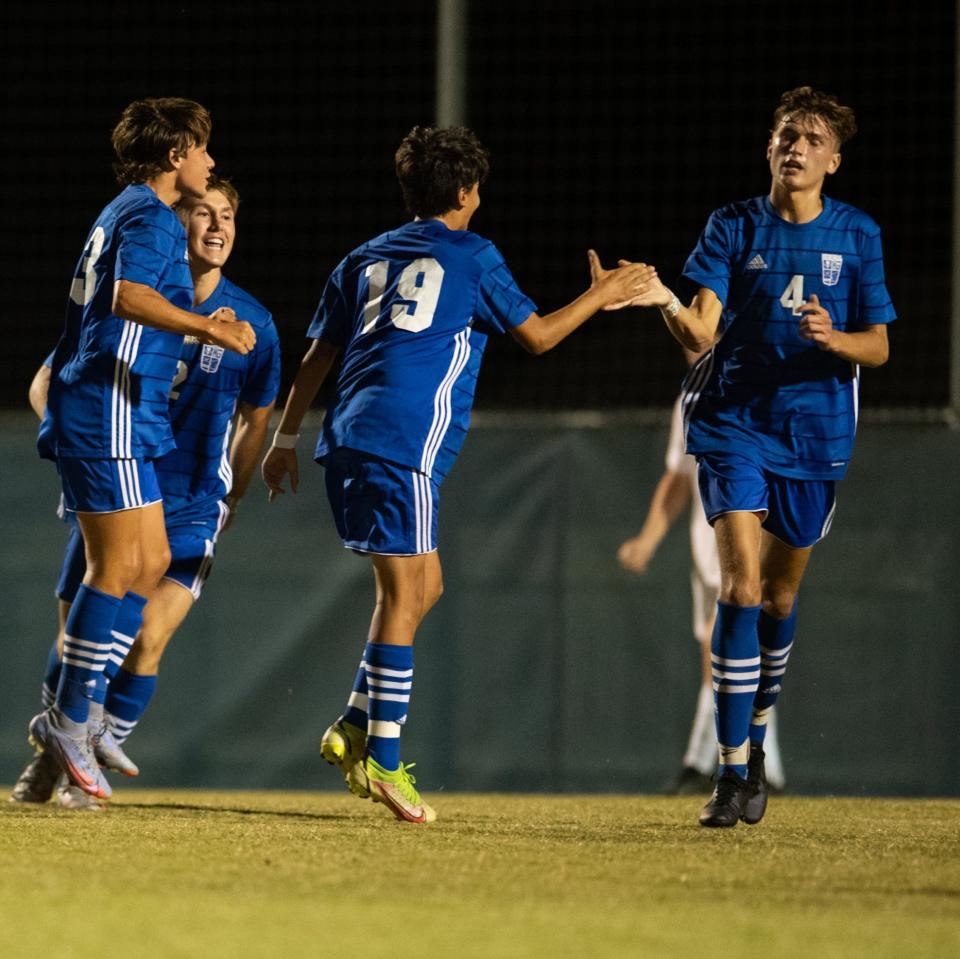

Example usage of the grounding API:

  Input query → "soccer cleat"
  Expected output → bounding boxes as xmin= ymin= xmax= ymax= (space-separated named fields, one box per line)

xmin=698 ymin=770 xmax=750 ymax=828
xmin=320 ymin=717 xmax=369 ymax=798
xmin=9 ymin=750 xmax=60 ymax=804
xmin=664 ymin=766 xmax=715 ymax=796
xmin=741 ymin=742 xmax=769 ymax=825
xmin=92 ymin=724 xmax=139 ymax=777
xmin=56 ymin=778 xmax=105 ymax=813
xmin=353 ymin=756 xmax=437 ymax=824
xmin=28 ymin=708 xmax=112 ymax=800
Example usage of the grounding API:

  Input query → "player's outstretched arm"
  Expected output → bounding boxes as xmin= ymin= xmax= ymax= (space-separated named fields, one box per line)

xmin=113 ymin=279 xmax=256 ymax=354
xmin=617 ymin=470 xmax=690 ymax=574
xmin=602 ymin=260 xmax=723 ymax=353
xmin=799 ymin=295 xmax=889 ymax=367
xmin=28 ymin=362 xmax=51 ymax=420
xmin=223 ymin=399 xmax=276 ymax=529
xmin=261 ymin=339 xmax=340 ymax=502
xmin=510 ymin=252 xmax=656 ymax=355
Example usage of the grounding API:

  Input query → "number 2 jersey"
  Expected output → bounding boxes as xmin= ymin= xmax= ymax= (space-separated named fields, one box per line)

xmin=309 ymin=218 xmax=537 ymax=481
xmin=679 ymin=195 xmax=896 ymax=480
xmin=40 ymin=184 xmax=193 ymax=462
xmin=155 ymin=275 xmax=281 ymax=526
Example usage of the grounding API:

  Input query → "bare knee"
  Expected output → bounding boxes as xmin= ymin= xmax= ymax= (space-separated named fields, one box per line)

xmin=720 ymin=581 xmax=761 ymax=608
xmin=422 ymin=575 xmax=444 ymax=618
xmin=137 ymin=546 xmax=171 ymax=593
xmin=761 ymin=587 xmax=797 ymax=621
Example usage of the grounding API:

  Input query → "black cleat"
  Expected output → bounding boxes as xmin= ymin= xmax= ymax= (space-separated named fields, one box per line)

xmin=665 ymin=766 xmax=715 ymax=796
xmin=741 ymin=742 xmax=768 ymax=825
xmin=699 ymin=770 xmax=750 ymax=828
xmin=9 ymin=750 xmax=60 ymax=804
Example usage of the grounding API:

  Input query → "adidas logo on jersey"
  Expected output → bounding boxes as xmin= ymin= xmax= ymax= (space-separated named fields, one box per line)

xmin=746 ymin=254 xmax=768 ymax=270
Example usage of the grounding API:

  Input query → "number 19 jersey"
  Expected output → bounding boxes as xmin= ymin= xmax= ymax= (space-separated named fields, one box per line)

xmin=680 ymin=195 xmax=896 ymax=480
xmin=309 ymin=219 xmax=537 ymax=481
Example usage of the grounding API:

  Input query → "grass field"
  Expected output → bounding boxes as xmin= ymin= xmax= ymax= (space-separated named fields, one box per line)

xmin=1 ymin=790 xmax=958 ymax=959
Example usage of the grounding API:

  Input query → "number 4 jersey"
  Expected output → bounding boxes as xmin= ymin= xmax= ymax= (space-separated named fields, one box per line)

xmin=679 ymin=195 xmax=896 ymax=480
xmin=309 ymin=218 xmax=537 ymax=481
xmin=40 ymin=184 xmax=192 ymax=462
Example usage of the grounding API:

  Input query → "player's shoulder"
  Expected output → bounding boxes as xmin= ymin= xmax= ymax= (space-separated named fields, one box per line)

xmin=109 ymin=184 xmax=182 ymax=235
xmin=217 ymin=276 xmax=274 ymax=330
xmin=822 ymin=196 xmax=883 ymax=237
xmin=707 ymin=196 xmax=767 ymax=224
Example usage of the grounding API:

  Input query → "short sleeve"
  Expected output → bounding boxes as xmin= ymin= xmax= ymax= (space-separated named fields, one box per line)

xmin=473 ymin=242 xmax=537 ymax=334
xmin=679 ymin=210 xmax=735 ymax=307
xmin=857 ymin=227 xmax=897 ymax=327
xmin=115 ymin=206 xmax=183 ymax=289
xmin=307 ymin=261 xmax=351 ymax=347
xmin=239 ymin=317 xmax=282 ymax=408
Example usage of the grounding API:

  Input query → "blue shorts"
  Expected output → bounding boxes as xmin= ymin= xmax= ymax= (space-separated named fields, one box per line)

xmin=58 ymin=456 xmax=162 ymax=514
xmin=697 ymin=453 xmax=836 ymax=549
xmin=323 ymin=448 xmax=439 ymax=555
xmin=55 ymin=501 xmax=227 ymax=603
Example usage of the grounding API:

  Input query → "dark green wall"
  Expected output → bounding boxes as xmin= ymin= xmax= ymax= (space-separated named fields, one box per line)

xmin=2 ymin=415 xmax=958 ymax=796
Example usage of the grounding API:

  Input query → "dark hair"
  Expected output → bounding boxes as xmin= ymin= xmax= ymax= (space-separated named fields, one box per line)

xmin=395 ymin=126 xmax=490 ymax=218
xmin=773 ymin=86 xmax=857 ymax=147
xmin=112 ymin=98 xmax=213 ymax=186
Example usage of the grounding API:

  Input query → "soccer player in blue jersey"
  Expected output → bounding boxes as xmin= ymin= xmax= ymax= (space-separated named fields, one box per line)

xmin=30 ymin=103 xmax=258 ymax=801
xmin=12 ymin=177 xmax=280 ymax=808
xmin=621 ymin=87 xmax=895 ymax=827
xmin=262 ymin=125 xmax=655 ymax=823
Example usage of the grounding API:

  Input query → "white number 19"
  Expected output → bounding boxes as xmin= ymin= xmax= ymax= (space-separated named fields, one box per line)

xmin=362 ymin=258 xmax=445 ymax=335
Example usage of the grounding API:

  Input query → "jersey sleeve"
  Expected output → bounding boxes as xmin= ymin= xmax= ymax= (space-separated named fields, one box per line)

xmin=679 ymin=209 xmax=735 ymax=307
xmin=115 ymin=205 xmax=183 ymax=289
xmin=239 ymin=317 xmax=282 ymax=409
xmin=473 ymin=242 xmax=537 ymax=334
xmin=307 ymin=261 xmax=351 ymax=346
xmin=856 ymin=227 xmax=897 ymax=327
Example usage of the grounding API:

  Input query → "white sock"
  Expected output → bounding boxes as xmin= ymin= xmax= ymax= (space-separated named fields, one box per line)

xmin=763 ymin=709 xmax=786 ymax=789
xmin=683 ymin=683 xmax=717 ymax=775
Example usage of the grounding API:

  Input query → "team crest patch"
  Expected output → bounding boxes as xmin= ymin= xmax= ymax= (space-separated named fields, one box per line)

xmin=200 ymin=344 xmax=225 ymax=373
xmin=821 ymin=253 xmax=843 ymax=286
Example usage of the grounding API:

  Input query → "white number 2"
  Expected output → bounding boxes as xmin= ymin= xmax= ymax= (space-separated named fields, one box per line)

xmin=779 ymin=274 xmax=805 ymax=316
xmin=168 ymin=360 xmax=188 ymax=401
xmin=362 ymin=258 xmax=445 ymax=335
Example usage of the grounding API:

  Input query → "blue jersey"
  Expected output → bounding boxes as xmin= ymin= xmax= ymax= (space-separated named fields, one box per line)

xmin=156 ymin=276 xmax=281 ymax=523
xmin=40 ymin=184 xmax=192 ymax=461
xmin=309 ymin=219 xmax=536 ymax=480
xmin=679 ymin=195 xmax=896 ymax=480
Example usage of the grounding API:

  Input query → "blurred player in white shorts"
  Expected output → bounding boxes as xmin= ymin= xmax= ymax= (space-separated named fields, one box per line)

xmin=619 ymin=361 xmax=785 ymax=794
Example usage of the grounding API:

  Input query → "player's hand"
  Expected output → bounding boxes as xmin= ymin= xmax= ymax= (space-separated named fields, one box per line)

xmin=617 ymin=535 xmax=655 ymax=574
xmin=798 ymin=294 xmax=837 ymax=351
xmin=262 ymin=445 xmax=299 ymax=502
xmin=203 ymin=313 xmax=257 ymax=355
xmin=587 ymin=251 xmax=658 ymax=311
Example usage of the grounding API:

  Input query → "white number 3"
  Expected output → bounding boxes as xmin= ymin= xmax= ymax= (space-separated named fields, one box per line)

xmin=362 ymin=258 xmax=445 ymax=334
xmin=779 ymin=274 xmax=805 ymax=316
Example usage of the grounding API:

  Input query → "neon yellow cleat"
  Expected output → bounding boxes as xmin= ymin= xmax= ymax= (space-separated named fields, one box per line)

xmin=320 ymin=717 xmax=369 ymax=798
xmin=353 ymin=757 xmax=437 ymax=824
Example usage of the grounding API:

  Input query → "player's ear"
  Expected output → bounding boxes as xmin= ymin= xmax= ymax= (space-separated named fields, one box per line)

xmin=765 ymin=138 xmax=773 ymax=162
xmin=166 ymin=146 xmax=184 ymax=171
xmin=457 ymin=186 xmax=468 ymax=208
xmin=826 ymin=151 xmax=841 ymax=176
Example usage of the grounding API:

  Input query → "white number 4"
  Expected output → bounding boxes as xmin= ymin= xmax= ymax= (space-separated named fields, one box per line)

xmin=779 ymin=274 xmax=805 ymax=316
xmin=362 ymin=258 xmax=444 ymax=334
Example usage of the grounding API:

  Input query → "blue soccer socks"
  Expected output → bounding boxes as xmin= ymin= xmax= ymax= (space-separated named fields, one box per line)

xmin=363 ymin=642 xmax=414 ymax=773
xmin=105 ymin=592 xmax=147 ymax=682
xmin=711 ymin=602 xmax=762 ymax=778
xmin=343 ymin=657 xmax=369 ymax=731
xmin=104 ymin=669 xmax=158 ymax=744
xmin=750 ymin=605 xmax=798 ymax=745
xmin=57 ymin=584 xmax=121 ymax=724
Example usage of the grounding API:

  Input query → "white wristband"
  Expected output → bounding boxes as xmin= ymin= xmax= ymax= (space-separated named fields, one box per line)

xmin=272 ymin=430 xmax=299 ymax=450
xmin=660 ymin=293 xmax=681 ymax=320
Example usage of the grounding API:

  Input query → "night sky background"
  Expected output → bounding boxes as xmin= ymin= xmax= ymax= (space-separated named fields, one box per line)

xmin=0 ymin=1 xmax=953 ymax=410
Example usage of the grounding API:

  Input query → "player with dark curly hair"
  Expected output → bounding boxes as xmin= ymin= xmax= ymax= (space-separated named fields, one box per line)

xmin=262 ymin=125 xmax=655 ymax=823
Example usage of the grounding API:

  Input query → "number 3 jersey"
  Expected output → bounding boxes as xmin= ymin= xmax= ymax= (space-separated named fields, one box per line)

xmin=679 ymin=195 xmax=896 ymax=480
xmin=309 ymin=218 xmax=537 ymax=481
xmin=40 ymin=184 xmax=193 ymax=462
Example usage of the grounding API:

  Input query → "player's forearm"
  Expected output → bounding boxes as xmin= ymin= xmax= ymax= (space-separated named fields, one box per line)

xmin=275 ymin=340 xmax=338 ymax=436
xmin=228 ymin=403 xmax=275 ymax=501
xmin=113 ymin=280 xmax=224 ymax=340
xmin=516 ymin=288 xmax=606 ymax=355
xmin=824 ymin=328 xmax=889 ymax=367
xmin=641 ymin=472 xmax=690 ymax=541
